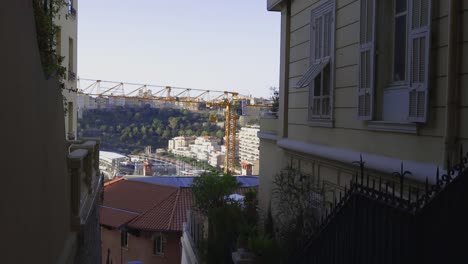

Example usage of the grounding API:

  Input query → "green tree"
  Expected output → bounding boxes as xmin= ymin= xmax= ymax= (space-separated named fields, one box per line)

xmin=168 ymin=117 xmax=180 ymax=130
xmin=162 ymin=129 xmax=171 ymax=139
xmin=215 ymin=130 xmax=224 ymax=139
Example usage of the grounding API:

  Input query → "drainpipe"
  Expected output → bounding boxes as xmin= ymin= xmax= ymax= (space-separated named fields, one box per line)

xmin=443 ymin=0 xmax=461 ymax=168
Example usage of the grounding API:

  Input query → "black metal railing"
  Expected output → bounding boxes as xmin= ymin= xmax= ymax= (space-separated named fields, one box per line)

xmin=294 ymin=146 xmax=468 ymax=264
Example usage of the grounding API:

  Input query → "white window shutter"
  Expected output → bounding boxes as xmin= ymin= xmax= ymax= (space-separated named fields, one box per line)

xmin=408 ymin=0 xmax=431 ymax=122
xmin=357 ymin=0 xmax=376 ymax=120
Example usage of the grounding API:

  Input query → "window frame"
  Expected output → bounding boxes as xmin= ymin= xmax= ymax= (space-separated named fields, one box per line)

xmin=153 ymin=232 xmax=165 ymax=256
xmin=360 ymin=0 xmax=431 ymax=124
xmin=391 ymin=0 xmax=409 ymax=85
xmin=308 ymin=1 xmax=335 ymax=122
xmin=121 ymin=231 xmax=129 ymax=248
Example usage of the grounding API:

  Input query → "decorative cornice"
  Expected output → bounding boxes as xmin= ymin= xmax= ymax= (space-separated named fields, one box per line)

xmin=257 ymin=132 xmax=278 ymax=141
xmin=277 ymin=138 xmax=442 ymax=183
xmin=267 ymin=0 xmax=284 ymax=11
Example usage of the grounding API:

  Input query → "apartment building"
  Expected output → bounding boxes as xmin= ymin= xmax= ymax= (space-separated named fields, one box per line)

xmin=190 ymin=136 xmax=222 ymax=161
xmin=259 ymin=0 xmax=467 ymax=213
xmin=54 ymin=0 xmax=78 ymax=139
xmin=208 ymin=151 xmax=226 ymax=168
xmin=168 ymin=136 xmax=196 ymax=151
xmin=238 ymin=126 xmax=260 ymax=164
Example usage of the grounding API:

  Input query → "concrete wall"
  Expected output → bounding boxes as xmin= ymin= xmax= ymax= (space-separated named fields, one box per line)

xmin=460 ymin=1 xmax=468 ymax=148
xmin=181 ymin=230 xmax=199 ymax=264
xmin=1 ymin=1 xmax=74 ymax=262
xmin=101 ymin=228 xmax=182 ymax=264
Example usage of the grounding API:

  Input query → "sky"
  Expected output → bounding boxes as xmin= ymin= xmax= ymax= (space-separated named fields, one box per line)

xmin=77 ymin=0 xmax=280 ymax=98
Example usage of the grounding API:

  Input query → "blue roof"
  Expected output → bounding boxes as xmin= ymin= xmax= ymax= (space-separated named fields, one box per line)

xmin=124 ymin=175 xmax=259 ymax=188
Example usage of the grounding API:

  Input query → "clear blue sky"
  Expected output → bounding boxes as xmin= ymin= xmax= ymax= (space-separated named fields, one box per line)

xmin=77 ymin=0 xmax=280 ymax=98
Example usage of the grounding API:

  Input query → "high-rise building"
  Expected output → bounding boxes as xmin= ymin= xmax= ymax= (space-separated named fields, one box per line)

xmin=238 ymin=126 xmax=260 ymax=165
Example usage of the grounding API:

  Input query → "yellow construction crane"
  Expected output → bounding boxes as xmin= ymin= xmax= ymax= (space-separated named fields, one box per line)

xmin=77 ymin=78 xmax=270 ymax=173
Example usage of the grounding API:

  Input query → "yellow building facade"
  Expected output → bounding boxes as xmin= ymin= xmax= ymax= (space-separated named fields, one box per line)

xmin=55 ymin=0 xmax=78 ymax=140
xmin=259 ymin=0 xmax=467 ymax=213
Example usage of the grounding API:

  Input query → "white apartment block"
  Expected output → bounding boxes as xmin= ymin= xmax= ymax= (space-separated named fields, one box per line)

xmin=238 ymin=126 xmax=260 ymax=164
xmin=208 ymin=151 xmax=225 ymax=168
xmin=168 ymin=136 xmax=222 ymax=163
xmin=189 ymin=137 xmax=221 ymax=161
xmin=108 ymin=97 xmax=125 ymax=108
xmin=55 ymin=0 xmax=78 ymax=139
xmin=168 ymin=136 xmax=196 ymax=151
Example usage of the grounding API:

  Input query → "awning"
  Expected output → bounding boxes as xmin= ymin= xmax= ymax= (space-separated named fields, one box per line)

xmin=295 ymin=57 xmax=330 ymax=88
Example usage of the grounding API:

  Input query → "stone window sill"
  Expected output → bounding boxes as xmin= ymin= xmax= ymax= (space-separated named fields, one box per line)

xmin=367 ymin=121 xmax=417 ymax=134
xmin=308 ymin=119 xmax=334 ymax=128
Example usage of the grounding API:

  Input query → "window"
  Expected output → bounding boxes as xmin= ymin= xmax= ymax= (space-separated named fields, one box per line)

xmin=393 ymin=0 xmax=408 ymax=82
xmin=68 ymin=0 xmax=75 ymax=15
xmin=294 ymin=1 xmax=335 ymax=122
xmin=68 ymin=37 xmax=75 ymax=81
xmin=310 ymin=6 xmax=334 ymax=120
xmin=68 ymin=102 xmax=74 ymax=135
xmin=358 ymin=0 xmax=431 ymax=123
xmin=55 ymin=27 xmax=61 ymax=56
xmin=153 ymin=233 xmax=166 ymax=255
xmin=121 ymin=231 xmax=128 ymax=248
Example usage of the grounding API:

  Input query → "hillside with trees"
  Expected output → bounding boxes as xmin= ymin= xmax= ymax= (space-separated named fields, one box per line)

xmin=78 ymin=106 xmax=224 ymax=154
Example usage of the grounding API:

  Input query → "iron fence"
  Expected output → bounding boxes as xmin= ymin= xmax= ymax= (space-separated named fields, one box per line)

xmin=294 ymin=146 xmax=468 ymax=264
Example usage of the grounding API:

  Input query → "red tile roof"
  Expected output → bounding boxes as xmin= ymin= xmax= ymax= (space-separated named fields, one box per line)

xmin=100 ymin=206 xmax=138 ymax=228
xmin=103 ymin=180 xmax=177 ymax=213
xmin=100 ymin=178 xmax=254 ymax=232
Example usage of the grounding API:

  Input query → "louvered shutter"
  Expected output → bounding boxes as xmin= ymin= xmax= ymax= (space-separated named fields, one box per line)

xmin=357 ymin=0 xmax=375 ymax=120
xmin=408 ymin=0 xmax=431 ymax=122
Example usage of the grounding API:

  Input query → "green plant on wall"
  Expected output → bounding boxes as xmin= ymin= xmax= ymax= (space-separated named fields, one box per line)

xmin=272 ymin=166 xmax=324 ymax=261
xmin=32 ymin=0 xmax=72 ymax=113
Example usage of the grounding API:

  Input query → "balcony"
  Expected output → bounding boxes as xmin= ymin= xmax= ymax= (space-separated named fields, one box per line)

xmin=259 ymin=114 xmax=278 ymax=137
xmin=66 ymin=138 xmax=102 ymax=230
xmin=68 ymin=4 xmax=77 ymax=19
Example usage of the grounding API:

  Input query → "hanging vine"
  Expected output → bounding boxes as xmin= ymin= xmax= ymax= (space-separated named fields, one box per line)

xmin=32 ymin=0 xmax=72 ymax=112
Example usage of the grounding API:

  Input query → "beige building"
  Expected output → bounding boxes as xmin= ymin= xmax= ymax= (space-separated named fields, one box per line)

xmin=260 ymin=0 xmax=467 ymax=212
xmin=55 ymin=0 xmax=78 ymax=139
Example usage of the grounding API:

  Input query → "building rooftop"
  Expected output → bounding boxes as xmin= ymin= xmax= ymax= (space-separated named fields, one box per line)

xmin=100 ymin=151 xmax=127 ymax=163
xmin=100 ymin=176 xmax=258 ymax=232
xmin=123 ymin=175 xmax=259 ymax=188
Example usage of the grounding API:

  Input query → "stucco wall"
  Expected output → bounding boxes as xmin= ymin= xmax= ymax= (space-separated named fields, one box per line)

xmin=258 ymin=138 xmax=285 ymax=217
xmin=1 ymin=1 xmax=74 ymax=262
xmin=260 ymin=0 xmax=468 ymax=218
xmin=102 ymin=228 xmax=182 ymax=264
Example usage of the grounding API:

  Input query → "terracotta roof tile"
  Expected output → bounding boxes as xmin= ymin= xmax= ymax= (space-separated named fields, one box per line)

xmin=100 ymin=206 xmax=139 ymax=228
xmin=103 ymin=179 xmax=177 ymax=213
xmin=100 ymin=178 xmax=257 ymax=232
xmin=128 ymin=190 xmax=180 ymax=231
